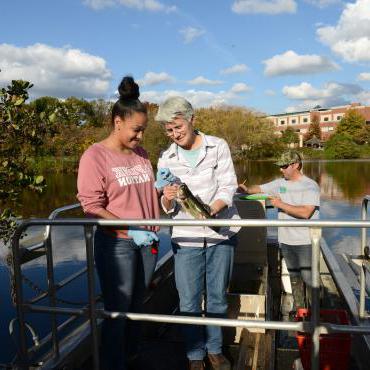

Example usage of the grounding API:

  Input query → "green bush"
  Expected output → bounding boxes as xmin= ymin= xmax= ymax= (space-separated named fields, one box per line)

xmin=359 ymin=143 xmax=370 ymax=158
xmin=300 ymin=147 xmax=325 ymax=160
xmin=324 ymin=134 xmax=361 ymax=159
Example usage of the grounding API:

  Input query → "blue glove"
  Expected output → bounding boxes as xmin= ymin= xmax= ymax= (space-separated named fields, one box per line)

xmin=127 ymin=228 xmax=159 ymax=246
xmin=155 ymin=168 xmax=179 ymax=189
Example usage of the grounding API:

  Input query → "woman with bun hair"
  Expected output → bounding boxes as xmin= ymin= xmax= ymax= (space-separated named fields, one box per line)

xmin=77 ymin=76 xmax=160 ymax=370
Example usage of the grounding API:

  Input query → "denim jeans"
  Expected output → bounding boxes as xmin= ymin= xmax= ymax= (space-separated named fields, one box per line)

xmin=280 ymin=243 xmax=312 ymax=287
xmin=94 ymin=229 xmax=157 ymax=370
xmin=172 ymin=238 xmax=235 ymax=360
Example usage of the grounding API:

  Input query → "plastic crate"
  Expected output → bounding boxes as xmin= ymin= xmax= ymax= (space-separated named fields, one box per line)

xmin=295 ymin=309 xmax=351 ymax=370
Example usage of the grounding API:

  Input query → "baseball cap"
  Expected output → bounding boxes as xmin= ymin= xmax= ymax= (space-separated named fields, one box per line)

xmin=275 ymin=150 xmax=302 ymax=166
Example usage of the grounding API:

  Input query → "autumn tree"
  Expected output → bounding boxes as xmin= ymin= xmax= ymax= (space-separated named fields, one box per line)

xmin=88 ymin=99 xmax=112 ymax=127
xmin=305 ymin=114 xmax=321 ymax=141
xmin=281 ymin=126 xmax=299 ymax=145
xmin=336 ymin=109 xmax=366 ymax=140
xmin=353 ymin=124 xmax=370 ymax=145
xmin=141 ymin=102 xmax=171 ymax=165
xmin=194 ymin=107 xmax=282 ymax=159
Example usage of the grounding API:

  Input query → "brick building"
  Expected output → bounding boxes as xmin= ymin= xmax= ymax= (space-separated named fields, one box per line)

xmin=267 ymin=102 xmax=370 ymax=145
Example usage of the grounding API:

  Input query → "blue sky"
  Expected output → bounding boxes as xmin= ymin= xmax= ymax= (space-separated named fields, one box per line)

xmin=1 ymin=0 xmax=370 ymax=114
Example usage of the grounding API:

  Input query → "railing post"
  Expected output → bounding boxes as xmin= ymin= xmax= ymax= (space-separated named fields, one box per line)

xmin=310 ymin=227 xmax=322 ymax=370
xmin=45 ymin=228 xmax=59 ymax=358
xmin=11 ymin=224 xmax=29 ymax=369
xmin=360 ymin=197 xmax=369 ymax=319
xmin=84 ymin=225 xmax=100 ymax=370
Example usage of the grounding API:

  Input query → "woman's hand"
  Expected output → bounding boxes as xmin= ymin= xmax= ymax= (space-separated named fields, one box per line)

xmin=127 ymin=229 xmax=159 ymax=246
xmin=155 ymin=168 xmax=179 ymax=189
xmin=163 ymin=184 xmax=179 ymax=201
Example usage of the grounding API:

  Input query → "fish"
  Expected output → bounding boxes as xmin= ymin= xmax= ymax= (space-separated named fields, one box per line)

xmin=176 ymin=183 xmax=220 ymax=232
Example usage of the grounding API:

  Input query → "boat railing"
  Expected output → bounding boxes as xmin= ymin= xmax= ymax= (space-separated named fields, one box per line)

xmin=14 ymin=203 xmax=88 ymax=364
xmin=360 ymin=195 xmax=370 ymax=319
xmin=11 ymin=209 xmax=370 ymax=370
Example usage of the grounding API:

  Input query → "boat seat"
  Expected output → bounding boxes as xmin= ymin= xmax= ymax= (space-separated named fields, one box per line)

xmin=230 ymin=198 xmax=267 ymax=294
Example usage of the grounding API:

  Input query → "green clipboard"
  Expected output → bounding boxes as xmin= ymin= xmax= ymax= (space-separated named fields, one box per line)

xmin=239 ymin=194 xmax=270 ymax=201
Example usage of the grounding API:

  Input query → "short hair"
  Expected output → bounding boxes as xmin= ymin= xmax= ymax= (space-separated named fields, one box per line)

xmin=155 ymin=96 xmax=193 ymax=123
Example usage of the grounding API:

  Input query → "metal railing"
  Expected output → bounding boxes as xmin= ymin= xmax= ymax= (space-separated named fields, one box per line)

xmin=11 ymin=209 xmax=370 ymax=370
xmin=360 ymin=195 xmax=370 ymax=319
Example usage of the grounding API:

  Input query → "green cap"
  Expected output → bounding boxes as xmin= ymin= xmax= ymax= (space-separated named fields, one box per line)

xmin=155 ymin=96 xmax=194 ymax=123
xmin=274 ymin=150 xmax=302 ymax=166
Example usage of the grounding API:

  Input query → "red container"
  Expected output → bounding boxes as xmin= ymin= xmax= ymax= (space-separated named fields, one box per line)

xmin=295 ymin=309 xmax=351 ymax=370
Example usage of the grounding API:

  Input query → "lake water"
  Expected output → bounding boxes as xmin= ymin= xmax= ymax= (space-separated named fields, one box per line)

xmin=1 ymin=159 xmax=370 ymax=363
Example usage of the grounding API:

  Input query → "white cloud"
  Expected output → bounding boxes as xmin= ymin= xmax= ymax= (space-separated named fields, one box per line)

xmin=179 ymin=27 xmax=205 ymax=44
xmin=230 ymin=82 xmax=251 ymax=93
xmin=187 ymin=76 xmax=223 ymax=86
xmin=231 ymin=0 xmax=297 ymax=15
xmin=304 ymin=0 xmax=339 ymax=8
xmin=220 ymin=64 xmax=248 ymax=75
xmin=83 ymin=0 xmax=176 ymax=12
xmin=356 ymin=90 xmax=370 ymax=105
xmin=138 ymin=71 xmax=174 ymax=86
xmin=285 ymin=106 xmax=302 ymax=113
xmin=83 ymin=0 xmax=114 ymax=9
xmin=265 ymin=89 xmax=276 ymax=96
xmin=282 ymin=81 xmax=364 ymax=110
xmin=317 ymin=0 xmax=370 ymax=62
xmin=0 ymin=43 xmax=111 ymax=99
xmin=283 ymin=81 xmax=362 ymax=100
xmin=141 ymin=85 xmax=251 ymax=108
xmin=358 ymin=72 xmax=370 ymax=81
xmin=263 ymin=50 xmax=339 ymax=76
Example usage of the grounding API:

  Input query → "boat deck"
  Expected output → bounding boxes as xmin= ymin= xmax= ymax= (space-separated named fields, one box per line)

xmin=8 ymin=199 xmax=370 ymax=370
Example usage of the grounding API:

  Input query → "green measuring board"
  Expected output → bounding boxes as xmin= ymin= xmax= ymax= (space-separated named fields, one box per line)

xmin=239 ymin=194 xmax=270 ymax=201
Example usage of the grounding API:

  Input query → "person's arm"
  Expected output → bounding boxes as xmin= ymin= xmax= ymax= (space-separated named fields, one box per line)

xmin=209 ymin=199 xmax=227 ymax=216
xmin=271 ymin=181 xmax=320 ymax=219
xmin=238 ymin=183 xmax=262 ymax=194
xmin=92 ymin=208 xmax=120 ymax=220
xmin=270 ymin=197 xmax=315 ymax=219
xmin=77 ymin=150 xmax=108 ymax=217
xmin=210 ymin=140 xmax=237 ymax=214
xmin=77 ymin=150 xmax=131 ymax=236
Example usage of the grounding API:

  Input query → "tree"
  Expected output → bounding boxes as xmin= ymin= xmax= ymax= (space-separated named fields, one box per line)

xmin=88 ymin=99 xmax=112 ymax=127
xmin=336 ymin=109 xmax=366 ymax=140
xmin=324 ymin=133 xmax=361 ymax=159
xmin=305 ymin=114 xmax=321 ymax=140
xmin=194 ymin=107 xmax=282 ymax=159
xmin=353 ymin=122 xmax=370 ymax=145
xmin=141 ymin=102 xmax=171 ymax=165
xmin=281 ymin=127 xmax=299 ymax=145
xmin=0 ymin=79 xmax=58 ymax=244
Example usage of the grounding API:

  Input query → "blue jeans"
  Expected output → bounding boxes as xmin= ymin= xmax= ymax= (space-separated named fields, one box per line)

xmin=172 ymin=238 xmax=235 ymax=360
xmin=280 ymin=243 xmax=312 ymax=287
xmin=94 ymin=229 xmax=157 ymax=370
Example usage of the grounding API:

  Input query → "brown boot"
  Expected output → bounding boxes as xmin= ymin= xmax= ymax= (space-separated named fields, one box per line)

xmin=207 ymin=353 xmax=231 ymax=370
xmin=189 ymin=360 xmax=205 ymax=370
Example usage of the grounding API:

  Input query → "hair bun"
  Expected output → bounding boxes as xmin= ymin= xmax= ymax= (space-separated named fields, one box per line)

xmin=118 ymin=76 xmax=140 ymax=100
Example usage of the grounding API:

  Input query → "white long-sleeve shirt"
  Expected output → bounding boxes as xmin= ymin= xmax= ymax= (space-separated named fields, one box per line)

xmin=157 ymin=132 xmax=240 ymax=247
